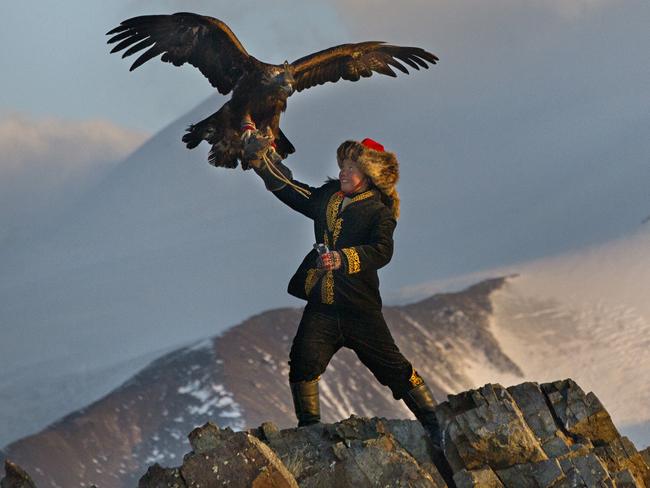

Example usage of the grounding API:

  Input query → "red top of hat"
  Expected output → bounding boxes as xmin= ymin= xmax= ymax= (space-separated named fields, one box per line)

xmin=361 ymin=138 xmax=384 ymax=152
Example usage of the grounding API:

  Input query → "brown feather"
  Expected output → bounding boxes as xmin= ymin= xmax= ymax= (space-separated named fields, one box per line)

xmin=110 ymin=33 xmax=147 ymax=54
xmin=122 ymin=37 xmax=156 ymax=58
xmin=291 ymin=42 xmax=438 ymax=92
xmin=131 ymin=45 xmax=166 ymax=71
xmin=106 ymin=12 xmax=254 ymax=95
xmin=107 ymin=30 xmax=136 ymax=44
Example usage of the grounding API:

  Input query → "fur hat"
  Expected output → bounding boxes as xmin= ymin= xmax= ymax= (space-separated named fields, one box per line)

xmin=337 ymin=138 xmax=400 ymax=219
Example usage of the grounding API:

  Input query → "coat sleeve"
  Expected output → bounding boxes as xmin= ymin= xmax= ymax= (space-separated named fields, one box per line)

xmin=338 ymin=207 xmax=396 ymax=274
xmin=254 ymin=159 xmax=322 ymax=220
xmin=270 ymin=180 xmax=322 ymax=220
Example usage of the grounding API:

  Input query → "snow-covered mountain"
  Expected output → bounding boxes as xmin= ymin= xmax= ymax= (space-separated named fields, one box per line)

xmin=1 ymin=277 xmax=520 ymax=488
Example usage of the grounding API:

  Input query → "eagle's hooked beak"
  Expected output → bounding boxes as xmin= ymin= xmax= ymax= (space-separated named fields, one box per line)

xmin=282 ymin=61 xmax=295 ymax=95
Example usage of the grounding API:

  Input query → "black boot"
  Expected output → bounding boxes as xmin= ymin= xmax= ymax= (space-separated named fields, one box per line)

xmin=403 ymin=382 xmax=443 ymax=446
xmin=290 ymin=378 xmax=321 ymax=427
xmin=403 ymin=381 xmax=456 ymax=487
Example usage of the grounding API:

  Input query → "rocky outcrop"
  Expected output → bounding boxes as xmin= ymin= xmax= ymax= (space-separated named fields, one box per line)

xmin=440 ymin=379 xmax=650 ymax=487
xmin=6 ymin=378 xmax=641 ymax=488
xmin=140 ymin=417 xmax=447 ymax=488
xmin=1 ymin=460 xmax=37 ymax=488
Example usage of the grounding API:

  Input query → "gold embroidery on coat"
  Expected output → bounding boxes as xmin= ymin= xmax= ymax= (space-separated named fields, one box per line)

xmin=409 ymin=368 xmax=424 ymax=387
xmin=350 ymin=190 xmax=374 ymax=203
xmin=342 ymin=247 xmax=361 ymax=274
xmin=332 ymin=218 xmax=343 ymax=247
xmin=326 ymin=192 xmax=344 ymax=231
xmin=305 ymin=268 xmax=320 ymax=296
xmin=322 ymin=270 xmax=334 ymax=304
xmin=319 ymin=189 xmax=372 ymax=305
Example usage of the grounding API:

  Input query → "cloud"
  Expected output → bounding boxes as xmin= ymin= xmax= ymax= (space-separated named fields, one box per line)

xmin=0 ymin=113 xmax=149 ymax=242
xmin=543 ymin=0 xmax=614 ymax=19
xmin=323 ymin=0 xmax=622 ymax=58
xmin=329 ymin=0 xmax=615 ymax=26
xmin=0 ymin=113 xmax=147 ymax=174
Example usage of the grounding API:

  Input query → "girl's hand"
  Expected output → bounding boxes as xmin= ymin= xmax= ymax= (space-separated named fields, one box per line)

xmin=317 ymin=251 xmax=342 ymax=271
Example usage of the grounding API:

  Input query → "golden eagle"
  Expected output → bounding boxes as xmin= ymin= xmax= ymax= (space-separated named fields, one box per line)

xmin=107 ymin=13 xmax=438 ymax=168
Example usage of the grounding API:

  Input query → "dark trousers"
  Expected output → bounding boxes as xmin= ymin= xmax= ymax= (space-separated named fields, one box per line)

xmin=288 ymin=303 xmax=416 ymax=400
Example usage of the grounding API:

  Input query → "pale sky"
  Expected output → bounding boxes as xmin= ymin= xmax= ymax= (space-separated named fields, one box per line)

xmin=2 ymin=1 xmax=647 ymax=131
xmin=1 ymin=0 xmax=649 ymax=272
xmin=0 ymin=0 xmax=345 ymax=131
xmin=1 ymin=0 xmax=649 ymax=277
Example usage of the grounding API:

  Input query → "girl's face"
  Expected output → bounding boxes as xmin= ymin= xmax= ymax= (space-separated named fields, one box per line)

xmin=339 ymin=158 xmax=368 ymax=195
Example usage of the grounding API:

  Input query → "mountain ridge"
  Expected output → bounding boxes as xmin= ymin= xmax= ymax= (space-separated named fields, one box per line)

xmin=1 ymin=277 xmax=519 ymax=488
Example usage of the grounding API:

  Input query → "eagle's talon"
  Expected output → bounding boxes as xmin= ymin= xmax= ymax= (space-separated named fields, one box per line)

xmin=240 ymin=118 xmax=257 ymax=143
xmin=240 ymin=129 xmax=255 ymax=142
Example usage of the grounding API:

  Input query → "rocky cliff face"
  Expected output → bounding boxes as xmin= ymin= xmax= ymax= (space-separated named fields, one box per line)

xmin=5 ymin=378 xmax=648 ymax=487
xmin=137 ymin=378 xmax=650 ymax=487
xmin=1 ymin=278 xmax=521 ymax=488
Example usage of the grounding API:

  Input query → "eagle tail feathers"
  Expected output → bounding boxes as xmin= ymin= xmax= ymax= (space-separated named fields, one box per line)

xmin=275 ymin=129 xmax=295 ymax=158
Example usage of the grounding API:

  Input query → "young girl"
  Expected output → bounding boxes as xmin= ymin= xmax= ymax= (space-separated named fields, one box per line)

xmin=244 ymin=133 xmax=451 ymax=479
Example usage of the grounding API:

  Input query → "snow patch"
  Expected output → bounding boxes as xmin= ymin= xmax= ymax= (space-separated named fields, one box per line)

xmin=177 ymin=380 xmax=244 ymax=427
xmin=144 ymin=447 xmax=165 ymax=465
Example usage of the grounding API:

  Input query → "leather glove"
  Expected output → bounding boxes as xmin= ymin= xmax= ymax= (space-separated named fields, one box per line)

xmin=242 ymin=130 xmax=276 ymax=170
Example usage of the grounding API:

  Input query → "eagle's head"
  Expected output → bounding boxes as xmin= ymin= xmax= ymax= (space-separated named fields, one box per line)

xmin=263 ymin=61 xmax=295 ymax=98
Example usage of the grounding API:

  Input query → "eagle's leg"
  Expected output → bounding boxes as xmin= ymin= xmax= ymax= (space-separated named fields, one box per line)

xmin=240 ymin=119 xmax=278 ymax=170
xmin=240 ymin=114 xmax=257 ymax=143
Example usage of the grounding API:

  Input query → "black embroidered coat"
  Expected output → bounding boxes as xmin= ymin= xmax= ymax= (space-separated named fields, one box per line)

xmin=270 ymin=178 xmax=396 ymax=311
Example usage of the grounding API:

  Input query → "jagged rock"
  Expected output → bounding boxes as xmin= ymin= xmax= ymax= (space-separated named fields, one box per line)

xmin=617 ymin=470 xmax=643 ymax=488
xmin=180 ymin=422 xmax=298 ymax=488
xmin=137 ymin=417 xmax=447 ymax=488
xmin=495 ymin=458 xmax=565 ymax=487
xmin=135 ymin=379 xmax=650 ymax=488
xmin=594 ymin=436 xmax=650 ymax=486
xmin=1 ymin=461 xmax=37 ymax=488
xmin=454 ymin=467 xmax=504 ymax=487
xmin=541 ymin=379 xmax=620 ymax=445
xmin=138 ymin=464 xmax=186 ymax=488
xmin=437 ymin=384 xmax=548 ymax=471
xmin=507 ymin=382 xmax=573 ymax=458
xmin=642 ymin=448 xmax=650 ymax=468
xmin=434 ymin=379 xmax=650 ymax=488
xmin=254 ymin=416 xmax=446 ymax=487
xmin=14 ymin=378 xmax=648 ymax=488
xmin=557 ymin=453 xmax=614 ymax=486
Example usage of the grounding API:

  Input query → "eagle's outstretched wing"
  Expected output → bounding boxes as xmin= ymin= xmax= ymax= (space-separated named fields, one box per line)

xmin=290 ymin=42 xmax=438 ymax=93
xmin=106 ymin=13 xmax=253 ymax=95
